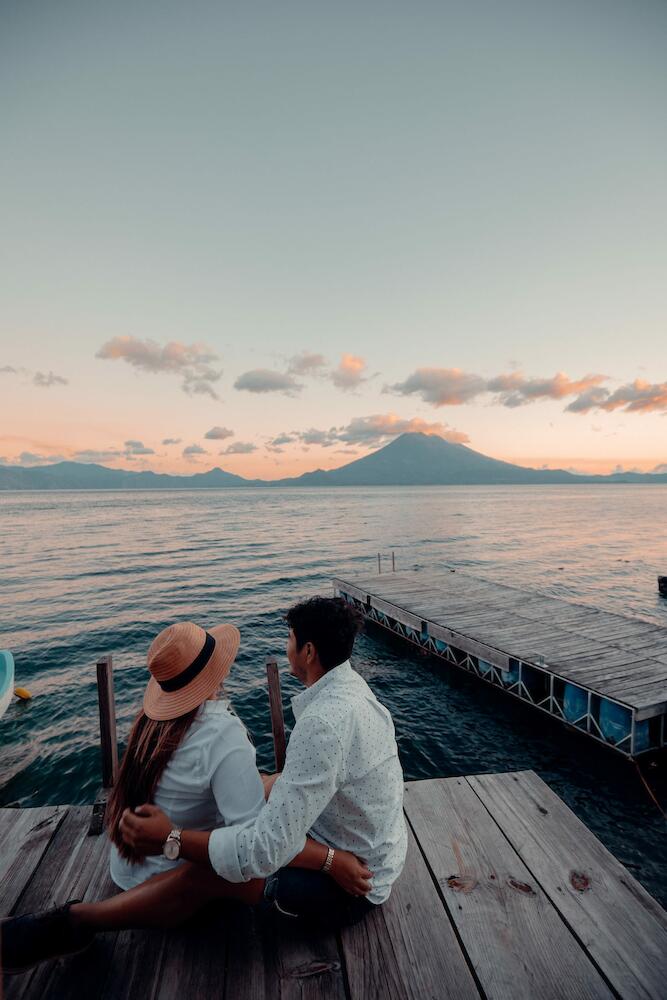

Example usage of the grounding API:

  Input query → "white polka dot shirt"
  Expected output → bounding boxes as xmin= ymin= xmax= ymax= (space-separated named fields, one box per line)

xmin=208 ymin=660 xmax=408 ymax=904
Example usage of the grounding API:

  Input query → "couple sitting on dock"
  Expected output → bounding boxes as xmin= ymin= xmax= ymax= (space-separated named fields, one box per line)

xmin=3 ymin=597 xmax=408 ymax=973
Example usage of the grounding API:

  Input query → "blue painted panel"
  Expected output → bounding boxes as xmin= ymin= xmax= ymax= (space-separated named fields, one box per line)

xmin=502 ymin=660 xmax=520 ymax=685
xmin=434 ymin=639 xmax=448 ymax=653
xmin=599 ymin=699 xmax=649 ymax=751
xmin=478 ymin=659 xmax=493 ymax=675
xmin=564 ymin=684 xmax=588 ymax=722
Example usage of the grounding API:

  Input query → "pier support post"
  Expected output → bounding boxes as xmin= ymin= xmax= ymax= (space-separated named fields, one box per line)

xmin=266 ymin=657 xmax=287 ymax=772
xmin=96 ymin=654 xmax=119 ymax=788
xmin=89 ymin=654 xmax=118 ymax=835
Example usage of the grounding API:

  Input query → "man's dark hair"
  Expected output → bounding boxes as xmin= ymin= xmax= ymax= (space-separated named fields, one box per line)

xmin=285 ymin=596 xmax=364 ymax=671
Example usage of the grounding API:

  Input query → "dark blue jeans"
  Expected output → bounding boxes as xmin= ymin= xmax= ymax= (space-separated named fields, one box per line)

xmin=263 ymin=868 xmax=376 ymax=929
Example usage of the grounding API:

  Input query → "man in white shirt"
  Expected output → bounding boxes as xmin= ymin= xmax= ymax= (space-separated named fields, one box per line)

xmin=115 ymin=596 xmax=407 ymax=924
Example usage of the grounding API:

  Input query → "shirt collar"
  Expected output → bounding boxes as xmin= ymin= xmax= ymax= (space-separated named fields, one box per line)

xmin=198 ymin=698 xmax=231 ymax=717
xmin=291 ymin=660 xmax=353 ymax=720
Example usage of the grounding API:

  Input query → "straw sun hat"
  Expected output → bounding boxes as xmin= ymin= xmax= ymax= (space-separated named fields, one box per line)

xmin=143 ymin=621 xmax=240 ymax=721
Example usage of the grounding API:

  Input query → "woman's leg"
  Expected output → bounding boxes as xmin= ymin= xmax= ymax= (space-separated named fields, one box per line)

xmin=70 ymin=863 xmax=265 ymax=931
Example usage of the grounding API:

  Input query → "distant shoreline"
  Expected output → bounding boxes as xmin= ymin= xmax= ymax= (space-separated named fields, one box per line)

xmin=2 ymin=435 xmax=665 ymax=489
xmin=2 ymin=482 xmax=667 ymax=493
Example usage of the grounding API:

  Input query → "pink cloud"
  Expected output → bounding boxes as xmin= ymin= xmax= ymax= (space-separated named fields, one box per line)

xmin=330 ymin=354 xmax=368 ymax=390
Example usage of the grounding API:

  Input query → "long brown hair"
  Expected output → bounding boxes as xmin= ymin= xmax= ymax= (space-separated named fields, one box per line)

xmin=107 ymin=707 xmax=199 ymax=862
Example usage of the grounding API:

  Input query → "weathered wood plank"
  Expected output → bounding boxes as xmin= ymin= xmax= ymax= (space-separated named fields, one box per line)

xmin=225 ymin=904 xmax=347 ymax=1000
xmin=404 ymin=777 xmax=613 ymax=1000
xmin=152 ymin=907 xmax=228 ymax=1000
xmin=0 ymin=807 xmax=68 ymax=916
xmin=468 ymin=770 xmax=667 ymax=999
xmin=340 ymin=824 xmax=480 ymax=999
xmin=5 ymin=813 xmax=118 ymax=1000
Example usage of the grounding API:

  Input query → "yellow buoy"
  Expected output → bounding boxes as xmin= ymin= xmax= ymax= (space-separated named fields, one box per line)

xmin=14 ymin=687 xmax=32 ymax=700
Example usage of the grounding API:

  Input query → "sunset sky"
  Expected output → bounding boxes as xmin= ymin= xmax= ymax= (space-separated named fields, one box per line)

xmin=1 ymin=1 xmax=666 ymax=479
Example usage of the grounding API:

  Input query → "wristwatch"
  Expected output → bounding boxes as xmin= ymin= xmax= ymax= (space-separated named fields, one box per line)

xmin=163 ymin=828 xmax=182 ymax=860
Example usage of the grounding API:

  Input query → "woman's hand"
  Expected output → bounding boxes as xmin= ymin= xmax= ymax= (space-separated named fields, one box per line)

xmin=329 ymin=850 xmax=373 ymax=896
xmin=119 ymin=804 xmax=172 ymax=855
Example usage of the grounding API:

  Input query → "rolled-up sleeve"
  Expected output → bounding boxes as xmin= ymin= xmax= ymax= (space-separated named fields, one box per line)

xmin=208 ymin=714 xmax=344 ymax=881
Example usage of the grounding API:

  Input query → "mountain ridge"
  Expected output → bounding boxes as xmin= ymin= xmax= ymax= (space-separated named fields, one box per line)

xmin=0 ymin=433 xmax=665 ymax=489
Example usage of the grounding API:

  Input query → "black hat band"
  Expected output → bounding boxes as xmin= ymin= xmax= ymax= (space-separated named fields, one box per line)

xmin=158 ymin=632 xmax=216 ymax=692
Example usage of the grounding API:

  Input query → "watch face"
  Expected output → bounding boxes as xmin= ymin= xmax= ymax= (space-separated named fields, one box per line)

xmin=164 ymin=838 xmax=180 ymax=860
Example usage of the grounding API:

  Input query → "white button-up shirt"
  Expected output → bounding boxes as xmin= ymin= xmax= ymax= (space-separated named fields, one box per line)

xmin=208 ymin=661 xmax=408 ymax=904
xmin=110 ymin=700 xmax=265 ymax=890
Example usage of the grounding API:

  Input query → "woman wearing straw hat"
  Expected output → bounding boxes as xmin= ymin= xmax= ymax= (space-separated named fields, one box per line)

xmin=106 ymin=620 xmax=264 ymax=891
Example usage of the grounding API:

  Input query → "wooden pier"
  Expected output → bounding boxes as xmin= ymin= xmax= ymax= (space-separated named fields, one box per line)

xmin=3 ymin=769 xmax=667 ymax=999
xmin=334 ymin=569 xmax=667 ymax=757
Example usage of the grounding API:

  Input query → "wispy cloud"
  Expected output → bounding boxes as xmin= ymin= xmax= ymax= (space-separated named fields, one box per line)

xmin=124 ymin=440 xmax=155 ymax=455
xmin=182 ymin=443 xmax=208 ymax=460
xmin=204 ymin=426 xmax=234 ymax=440
xmin=387 ymin=367 xmax=612 ymax=411
xmin=567 ymin=379 xmax=667 ymax=414
xmin=268 ymin=433 xmax=297 ymax=447
xmin=286 ymin=352 xmax=328 ymax=376
xmin=487 ymin=372 xmax=606 ymax=407
xmin=97 ymin=336 xmax=223 ymax=399
xmin=302 ymin=428 xmax=339 ymax=446
xmin=387 ymin=368 xmax=485 ymax=405
xmin=162 ymin=437 xmax=182 ymax=445
xmin=2 ymin=364 xmax=68 ymax=387
xmin=234 ymin=369 xmax=303 ymax=396
xmin=33 ymin=370 xmax=68 ymax=388
xmin=222 ymin=441 xmax=257 ymax=454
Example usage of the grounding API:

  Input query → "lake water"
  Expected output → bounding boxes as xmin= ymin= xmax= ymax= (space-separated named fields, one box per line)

xmin=1 ymin=486 xmax=666 ymax=904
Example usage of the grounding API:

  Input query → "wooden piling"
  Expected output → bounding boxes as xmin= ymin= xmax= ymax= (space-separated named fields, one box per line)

xmin=89 ymin=654 xmax=118 ymax=835
xmin=96 ymin=654 xmax=119 ymax=788
xmin=377 ymin=552 xmax=381 ymax=574
xmin=266 ymin=657 xmax=287 ymax=772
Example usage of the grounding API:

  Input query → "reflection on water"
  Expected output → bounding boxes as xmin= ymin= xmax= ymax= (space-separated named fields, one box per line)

xmin=1 ymin=486 xmax=666 ymax=903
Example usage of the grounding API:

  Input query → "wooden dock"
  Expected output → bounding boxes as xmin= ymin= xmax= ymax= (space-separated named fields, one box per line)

xmin=3 ymin=770 xmax=667 ymax=999
xmin=334 ymin=570 xmax=667 ymax=756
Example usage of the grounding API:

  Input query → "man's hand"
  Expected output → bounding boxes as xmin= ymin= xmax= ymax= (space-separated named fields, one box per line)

xmin=329 ymin=850 xmax=373 ymax=896
xmin=119 ymin=804 xmax=172 ymax=856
